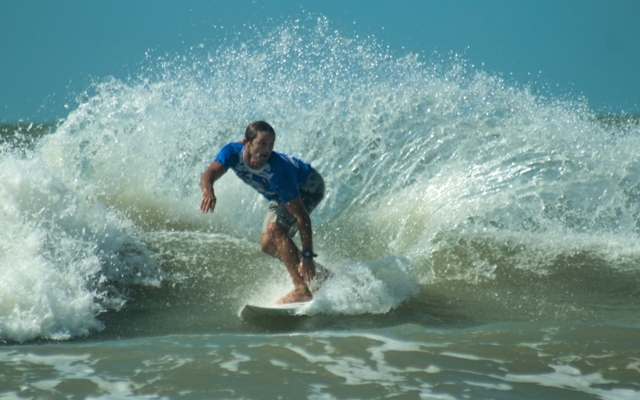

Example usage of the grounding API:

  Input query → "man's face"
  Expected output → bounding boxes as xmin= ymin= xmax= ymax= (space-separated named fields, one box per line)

xmin=246 ymin=131 xmax=275 ymax=168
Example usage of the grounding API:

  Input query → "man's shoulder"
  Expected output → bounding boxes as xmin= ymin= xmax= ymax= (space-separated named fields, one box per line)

xmin=221 ymin=142 xmax=244 ymax=152
xmin=270 ymin=151 xmax=306 ymax=169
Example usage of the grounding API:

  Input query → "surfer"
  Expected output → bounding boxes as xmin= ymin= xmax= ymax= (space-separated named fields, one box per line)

xmin=199 ymin=121 xmax=325 ymax=304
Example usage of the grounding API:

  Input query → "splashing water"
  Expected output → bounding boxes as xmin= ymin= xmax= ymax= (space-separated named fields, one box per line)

xmin=2 ymin=17 xmax=640 ymax=342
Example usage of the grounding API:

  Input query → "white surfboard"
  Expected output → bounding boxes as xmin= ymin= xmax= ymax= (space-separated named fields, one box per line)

xmin=239 ymin=262 xmax=332 ymax=319
xmin=239 ymin=301 xmax=312 ymax=319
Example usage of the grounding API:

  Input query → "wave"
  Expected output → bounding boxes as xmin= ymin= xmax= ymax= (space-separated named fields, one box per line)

xmin=2 ymin=17 xmax=640 ymax=341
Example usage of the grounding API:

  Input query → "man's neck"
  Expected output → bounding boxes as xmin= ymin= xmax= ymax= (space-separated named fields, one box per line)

xmin=243 ymin=146 xmax=266 ymax=170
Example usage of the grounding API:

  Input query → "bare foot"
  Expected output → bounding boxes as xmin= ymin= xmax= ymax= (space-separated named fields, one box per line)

xmin=276 ymin=286 xmax=313 ymax=304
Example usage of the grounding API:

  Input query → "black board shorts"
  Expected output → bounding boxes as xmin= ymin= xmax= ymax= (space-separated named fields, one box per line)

xmin=261 ymin=168 xmax=325 ymax=237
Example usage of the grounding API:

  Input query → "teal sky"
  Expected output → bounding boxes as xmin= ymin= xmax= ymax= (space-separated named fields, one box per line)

xmin=1 ymin=0 xmax=639 ymax=122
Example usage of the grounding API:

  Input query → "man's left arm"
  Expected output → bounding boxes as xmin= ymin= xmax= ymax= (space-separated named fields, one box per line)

xmin=285 ymin=197 xmax=316 ymax=283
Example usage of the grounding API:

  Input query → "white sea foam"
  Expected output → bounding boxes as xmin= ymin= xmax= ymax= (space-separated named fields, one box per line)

xmin=504 ymin=364 xmax=640 ymax=400
xmin=308 ymin=256 xmax=418 ymax=315
xmin=0 ymin=153 xmax=159 ymax=342
xmin=0 ymin=351 xmax=161 ymax=399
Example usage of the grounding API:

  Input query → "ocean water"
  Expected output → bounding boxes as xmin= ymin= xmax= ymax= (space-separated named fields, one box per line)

xmin=2 ymin=18 xmax=640 ymax=399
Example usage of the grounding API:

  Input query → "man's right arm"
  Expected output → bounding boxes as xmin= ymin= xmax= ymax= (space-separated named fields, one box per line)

xmin=200 ymin=161 xmax=227 ymax=213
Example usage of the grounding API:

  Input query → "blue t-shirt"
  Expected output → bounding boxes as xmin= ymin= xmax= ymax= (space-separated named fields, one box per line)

xmin=214 ymin=142 xmax=313 ymax=203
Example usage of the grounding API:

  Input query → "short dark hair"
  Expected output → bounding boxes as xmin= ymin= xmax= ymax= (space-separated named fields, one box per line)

xmin=245 ymin=121 xmax=275 ymax=143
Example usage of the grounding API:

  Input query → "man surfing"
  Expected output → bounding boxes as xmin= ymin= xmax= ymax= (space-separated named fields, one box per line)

xmin=199 ymin=121 xmax=325 ymax=304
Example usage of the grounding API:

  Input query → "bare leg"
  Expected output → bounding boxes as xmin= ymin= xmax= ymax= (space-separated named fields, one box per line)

xmin=260 ymin=233 xmax=280 ymax=259
xmin=263 ymin=222 xmax=312 ymax=304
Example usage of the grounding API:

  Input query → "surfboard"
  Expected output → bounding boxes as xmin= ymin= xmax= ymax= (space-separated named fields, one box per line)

xmin=239 ymin=301 xmax=312 ymax=319
xmin=239 ymin=262 xmax=330 ymax=319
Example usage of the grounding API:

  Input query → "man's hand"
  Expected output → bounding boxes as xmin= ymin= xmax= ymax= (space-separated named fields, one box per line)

xmin=199 ymin=161 xmax=227 ymax=214
xmin=298 ymin=258 xmax=316 ymax=283
xmin=200 ymin=191 xmax=217 ymax=213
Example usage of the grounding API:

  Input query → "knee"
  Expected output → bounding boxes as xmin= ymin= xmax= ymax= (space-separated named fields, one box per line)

xmin=260 ymin=234 xmax=272 ymax=254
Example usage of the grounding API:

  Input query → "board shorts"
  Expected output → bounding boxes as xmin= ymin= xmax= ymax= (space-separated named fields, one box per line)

xmin=262 ymin=168 xmax=325 ymax=237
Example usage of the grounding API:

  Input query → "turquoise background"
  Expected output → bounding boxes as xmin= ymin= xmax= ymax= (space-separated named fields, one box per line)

xmin=1 ymin=0 xmax=638 ymax=122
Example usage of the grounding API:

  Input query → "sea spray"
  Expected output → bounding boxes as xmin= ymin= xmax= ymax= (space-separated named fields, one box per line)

xmin=308 ymin=256 xmax=418 ymax=315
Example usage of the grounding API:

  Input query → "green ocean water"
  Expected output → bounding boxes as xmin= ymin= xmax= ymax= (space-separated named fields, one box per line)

xmin=2 ymin=19 xmax=640 ymax=399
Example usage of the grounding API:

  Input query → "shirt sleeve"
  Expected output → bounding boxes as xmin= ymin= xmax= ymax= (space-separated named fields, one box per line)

xmin=214 ymin=143 xmax=240 ymax=169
